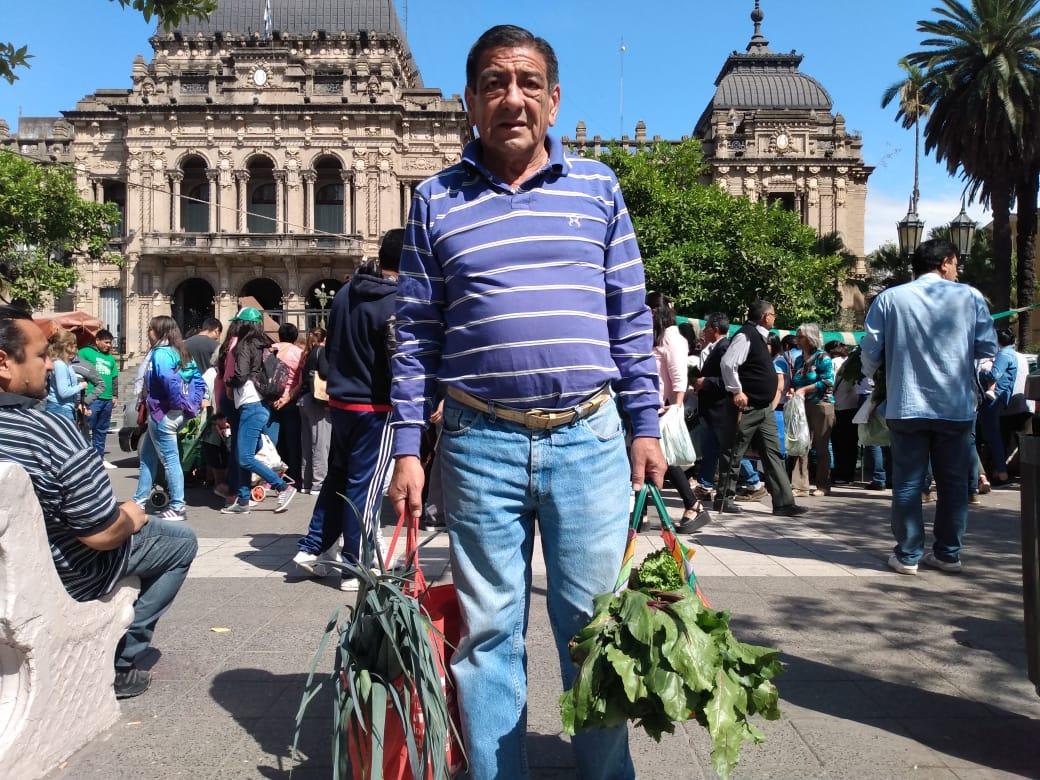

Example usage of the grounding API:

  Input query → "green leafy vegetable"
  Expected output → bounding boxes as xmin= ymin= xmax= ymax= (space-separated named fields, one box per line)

xmin=630 ymin=548 xmax=685 ymax=591
xmin=561 ymin=551 xmax=783 ymax=779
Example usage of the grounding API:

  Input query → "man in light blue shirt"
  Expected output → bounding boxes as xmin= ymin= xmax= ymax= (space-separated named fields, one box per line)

xmin=860 ymin=239 xmax=996 ymax=575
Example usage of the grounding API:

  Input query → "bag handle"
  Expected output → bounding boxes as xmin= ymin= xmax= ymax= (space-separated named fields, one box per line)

xmin=386 ymin=511 xmax=427 ymax=596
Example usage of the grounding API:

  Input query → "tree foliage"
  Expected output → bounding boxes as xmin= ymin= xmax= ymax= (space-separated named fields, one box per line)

xmin=0 ymin=151 xmax=120 ymax=308
xmin=1 ymin=0 xmax=217 ymax=83
xmin=594 ymin=140 xmax=846 ymax=324
xmin=902 ymin=0 xmax=1040 ymax=339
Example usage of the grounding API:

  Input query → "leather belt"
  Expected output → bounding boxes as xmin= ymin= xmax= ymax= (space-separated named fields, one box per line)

xmin=446 ymin=386 xmax=612 ymax=431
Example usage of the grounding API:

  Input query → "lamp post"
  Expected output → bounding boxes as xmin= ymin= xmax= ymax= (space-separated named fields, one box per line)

xmin=896 ymin=197 xmax=925 ymax=257
xmin=948 ymin=200 xmax=977 ymax=262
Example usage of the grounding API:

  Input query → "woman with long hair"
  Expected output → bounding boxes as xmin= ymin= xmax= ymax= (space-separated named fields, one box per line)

xmin=132 ymin=315 xmax=202 ymax=520
xmin=220 ymin=307 xmax=297 ymax=514
xmin=647 ymin=292 xmax=710 ymax=532
xmin=789 ymin=323 xmax=836 ymax=497
xmin=45 ymin=328 xmax=86 ymax=421
xmin=298 ymin=327 xmax=331 ymax=494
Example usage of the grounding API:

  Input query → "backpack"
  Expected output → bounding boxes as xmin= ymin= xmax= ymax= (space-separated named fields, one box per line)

xmin=257 ymin=349 xmax=291 ymax=403
xmin=146 ymin=349 xmax=207 ymax=419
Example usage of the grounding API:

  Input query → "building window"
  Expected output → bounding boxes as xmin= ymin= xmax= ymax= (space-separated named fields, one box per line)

xmin=315 ymin=183 xmax=344 ymax=234
xmin=183 ymin=183 xmax=210 ymax=232
xmin=249 ymin=182 xmax=277 ymax=233
xmin=767 ymin=193 xmax=796 ymax=212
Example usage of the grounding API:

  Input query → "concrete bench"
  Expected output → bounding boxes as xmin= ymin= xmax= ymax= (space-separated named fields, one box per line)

xmin=0 ymin=462 xmax=140 ymax=778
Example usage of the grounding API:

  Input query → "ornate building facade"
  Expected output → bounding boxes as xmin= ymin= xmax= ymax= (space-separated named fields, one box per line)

xmin=2 ymin=0 xmax=468 ymax=356
xmin=565 ymin=2 xmax=873 ymax=316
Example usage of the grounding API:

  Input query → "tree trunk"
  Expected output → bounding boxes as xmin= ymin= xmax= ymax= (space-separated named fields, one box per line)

xmin=991 ymin=184 xmax=1014 ymax=314
xmin=1015 ymin=169 xmax=1038 ymax=346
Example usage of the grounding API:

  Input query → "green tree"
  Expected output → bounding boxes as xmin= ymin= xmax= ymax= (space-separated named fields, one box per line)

xmin=594 ymin=140 xmax=845 ymax=325
xmin=905 ymin=0 xmax=1040 ymax=341
xmin=1 ymin=0 xmax=217 ymax=83
xmin=867 ymin=227 xmax=998 ymax=302
xmin=0 ymin=150 xmax=120 ymax=307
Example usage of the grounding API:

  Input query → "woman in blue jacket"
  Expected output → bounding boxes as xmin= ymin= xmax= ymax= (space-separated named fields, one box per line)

xmin=132 ymin=315 xmax=203 ymax=521
xmin=45 ymin=328 xmax=86 ymax=421
xmin=979 ymin=328 xmax=1019 ymax=484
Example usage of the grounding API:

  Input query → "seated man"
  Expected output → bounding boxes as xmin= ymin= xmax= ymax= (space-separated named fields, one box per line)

xmin=0 ymin=304 xmax=197 ymax=699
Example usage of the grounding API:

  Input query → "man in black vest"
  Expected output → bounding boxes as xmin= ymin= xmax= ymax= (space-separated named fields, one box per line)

xmin=717 ymin=300 xmax=806 ymax=517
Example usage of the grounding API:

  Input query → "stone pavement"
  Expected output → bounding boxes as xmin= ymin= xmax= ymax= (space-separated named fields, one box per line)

xmin=46 ymin=449 xmax=1040 ymax=779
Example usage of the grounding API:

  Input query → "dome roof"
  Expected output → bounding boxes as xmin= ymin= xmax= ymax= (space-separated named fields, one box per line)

xmin=168 ymin=0 xmax=405 ymax=38
xmin=714 ymin=66 xmax=832 ymax=111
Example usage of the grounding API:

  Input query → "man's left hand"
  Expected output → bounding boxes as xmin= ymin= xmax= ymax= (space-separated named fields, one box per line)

xmin=630 ymin=437 xmax=666 ymax=491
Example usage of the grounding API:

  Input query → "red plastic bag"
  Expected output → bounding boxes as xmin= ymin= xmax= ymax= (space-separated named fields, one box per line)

xmin=346 ymin=516 xmax=464 ymax=779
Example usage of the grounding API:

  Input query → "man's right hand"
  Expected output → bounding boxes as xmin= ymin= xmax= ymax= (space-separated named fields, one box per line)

xmin=388 ymin=456 xmax=425 ymax=521
xmin=732 ymin=391 xmax=749 ymax=411
xmin=121 ymin=500 xmax=149 ymax=532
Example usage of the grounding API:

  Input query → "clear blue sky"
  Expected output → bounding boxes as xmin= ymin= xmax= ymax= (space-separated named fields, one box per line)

xmin=0 ymin=0 xmax=991 ymax=251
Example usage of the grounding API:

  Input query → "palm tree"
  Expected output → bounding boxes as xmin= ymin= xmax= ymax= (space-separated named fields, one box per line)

xmin=905 ymin=0 xmax=1040 ymax=322
xmin=881 ymin=58 xmax=931 ymax=214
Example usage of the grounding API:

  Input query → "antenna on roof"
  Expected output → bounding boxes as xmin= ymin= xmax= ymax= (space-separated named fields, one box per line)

xmin=404 ymin=0 xmax=409 ymax=36
xmin=748 ymin=0 xmax=769 ymax=53
xmin=619 ymin=38 xmax=626 ymax=139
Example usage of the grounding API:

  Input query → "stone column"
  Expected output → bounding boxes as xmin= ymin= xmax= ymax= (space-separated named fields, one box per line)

xmin=400 ymin=181 xmax=411 ymax=224
xmin=168 ymin=171 xmax=183 ymax=232
xmin=341 ymin=170 xmax=353 ymax=235
xmin=206 ymin=169 xmax=220 ymax=233
xmin=274 ymin=171 xmax=286 ymax=234
xmin=302 ymin=171 xmax=316 ymax=231
xmin=235 ymin=170 xmax=249 ymax=233
xmin=91 ymin=178 xmax=102 ymax=203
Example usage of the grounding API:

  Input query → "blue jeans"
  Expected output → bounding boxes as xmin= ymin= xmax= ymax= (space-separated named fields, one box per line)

xmin=439 ymin=397 xmax=634 ymax=780
xmin=133 ymin=412 xmax=185 ymax=512
xmin=978 ymin=399 xmax=1007 ymax=474
xmin=738 ymin=458 xmax=761 ymax=488
xmin=46 ymin=402 xmax=75 ymax=421
xmin=88 ymin=398 xmax=113 ymax=459
xmin=298 ymin=408 xmax=393 ymax=565
xmin=864 ymin=444 xmax=886 ymax=484
xmin=888 ymin=418 xmax=972 ymax=565
xmin=697 ymin=420 xmax=720 ymax=487
xmin=235 ymin=402 xmax=287 ymax=504
xmin=115 ymin=517 xmax=198 ymax=669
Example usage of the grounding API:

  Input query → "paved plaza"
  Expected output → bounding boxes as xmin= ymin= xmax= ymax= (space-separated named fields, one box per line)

xmin=46 ymin=449 xmax=1040 ymax=779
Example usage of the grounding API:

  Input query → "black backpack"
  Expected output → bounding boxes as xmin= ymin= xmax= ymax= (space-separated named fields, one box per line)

xmin=257 ymin=349 xmax=291 ymax=402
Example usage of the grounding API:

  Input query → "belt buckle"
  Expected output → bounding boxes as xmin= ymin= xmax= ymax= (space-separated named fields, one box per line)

xmin=523 ymin=409 xmax=548 ymax=430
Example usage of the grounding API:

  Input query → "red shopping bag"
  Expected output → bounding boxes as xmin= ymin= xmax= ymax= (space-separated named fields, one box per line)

xmin=346 ymin=514 xmax=464 ymax=780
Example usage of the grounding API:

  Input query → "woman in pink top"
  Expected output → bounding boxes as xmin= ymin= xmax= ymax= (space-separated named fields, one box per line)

xmin=647 ymin=292 xmax=710 ymax=532
xmin=269 ymin=322 xmax=305 ymax=484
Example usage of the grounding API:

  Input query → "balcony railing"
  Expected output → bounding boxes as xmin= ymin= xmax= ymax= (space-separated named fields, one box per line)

xmin=140 ymin=232 xmax=362 ymax=256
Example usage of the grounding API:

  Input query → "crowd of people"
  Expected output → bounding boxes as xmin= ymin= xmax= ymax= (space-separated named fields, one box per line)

xmin=0 ymin=21 xmax=1032 ymax=780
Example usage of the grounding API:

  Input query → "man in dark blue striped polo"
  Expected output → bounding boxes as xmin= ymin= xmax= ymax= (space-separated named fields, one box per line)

xmin=388 ymin=25 xmax=665 ymax=780
xmin=0 ymin=305 xmax=197 ymax=700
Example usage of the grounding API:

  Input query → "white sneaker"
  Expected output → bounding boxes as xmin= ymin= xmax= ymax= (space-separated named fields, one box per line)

xmin=102 ymin=461 xmax=117 ymax=470
xmin=887 ymin=554 xmax=918 ymax=576
xmin=339 ymin=577 xmax=360 ymax=592
xmin=294 ymin=546 xmax=343 ymax=578
xmin=921 ymin=552 xmax=962 ymax=573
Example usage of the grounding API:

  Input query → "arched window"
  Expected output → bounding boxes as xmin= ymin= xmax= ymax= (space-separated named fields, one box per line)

xmin=315 ymin=183 xmax=344 ymax=234
xmin=249 ymin=182 xmax=277 ymax=233
xmin=183 ymin=183 xmax=210 ymax=232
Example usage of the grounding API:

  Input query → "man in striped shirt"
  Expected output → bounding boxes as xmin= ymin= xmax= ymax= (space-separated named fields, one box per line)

xmin=0 ymin=305 xmax=197 ymax=699
xmin=388 ymin=25 xmax=664 ymax=780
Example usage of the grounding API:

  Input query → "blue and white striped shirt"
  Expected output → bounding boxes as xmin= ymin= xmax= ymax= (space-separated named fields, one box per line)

xmin=390 ymin=135 xmax=660 ymax=457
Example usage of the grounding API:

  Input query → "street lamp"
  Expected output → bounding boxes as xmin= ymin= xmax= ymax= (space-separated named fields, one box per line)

xmin=896 ymin=197 xmax=925 ymax=257
xmin=948 ymin=201 xmax=977 ymax=261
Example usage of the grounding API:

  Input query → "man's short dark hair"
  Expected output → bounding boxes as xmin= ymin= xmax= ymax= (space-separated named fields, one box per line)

xmin=781 ymin=334 xmax=798 ymax=351
xmin=278 ymin=323 xmax=299 ymax=344
xmin=997 ymin=327 xmax=1016 ymax=347
xmin=466 ymin=25 xmax=560 ymax=90
xmin=96 ymin=328 xmax=114 ymax=341
xmin=0 ymin=303 xmax=32 ymax=362
xmin=201 ymin=317 xmax=223 ymax=334
xmin=912 ymin=239 xmax=958 ymax=277
xmin=378 ymin=228 xmax=405 ymax=273
xmin=748 ymin=300 xmax=774 ymax=323
xmin=705 ymin=312 xmax=730 ymax=334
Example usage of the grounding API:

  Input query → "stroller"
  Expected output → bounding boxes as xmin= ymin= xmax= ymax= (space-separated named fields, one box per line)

xmin=119 ymin=403 xmax=209 ymax=511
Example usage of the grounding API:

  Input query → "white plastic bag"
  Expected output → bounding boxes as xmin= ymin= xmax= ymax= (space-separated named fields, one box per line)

xmin=660 ymin=405 xmax=697 ymax=468
xmin=255 ymin=433 xmax=285 ymax=472
xmin=783 ymin=395 xmax=811 ymax=457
